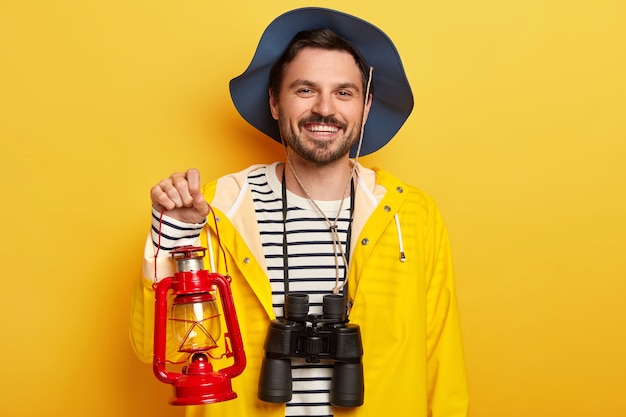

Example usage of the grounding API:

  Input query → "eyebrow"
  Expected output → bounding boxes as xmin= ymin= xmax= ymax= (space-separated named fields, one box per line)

xmin=288 ymin=79 xmax=361 ymax=91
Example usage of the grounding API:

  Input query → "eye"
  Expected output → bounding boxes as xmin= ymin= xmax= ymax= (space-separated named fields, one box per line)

xmin=336 ymin=90 xmax=355 ymax=100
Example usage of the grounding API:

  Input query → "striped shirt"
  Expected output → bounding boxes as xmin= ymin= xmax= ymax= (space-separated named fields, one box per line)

xmin=250 ymin=163 xmax=352 ymax=417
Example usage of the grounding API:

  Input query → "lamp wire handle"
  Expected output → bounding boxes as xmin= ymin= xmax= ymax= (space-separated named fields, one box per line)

xmin=153 ymin=209 xmax=166 ymax=286
xmin=207 ymin=205 xmax=231 ymax=279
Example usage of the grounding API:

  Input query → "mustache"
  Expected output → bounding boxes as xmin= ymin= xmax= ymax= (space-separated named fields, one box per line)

xmin=298 ymin=115 xmax=347 ymax=131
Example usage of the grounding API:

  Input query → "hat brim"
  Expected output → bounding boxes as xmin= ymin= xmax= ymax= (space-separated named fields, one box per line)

xmin=229 ymin=7 xmax=413 ymax=157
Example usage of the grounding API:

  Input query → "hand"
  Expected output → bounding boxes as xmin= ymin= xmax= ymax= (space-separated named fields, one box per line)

xmin=150 ymin=168 xmax=210 ymax=223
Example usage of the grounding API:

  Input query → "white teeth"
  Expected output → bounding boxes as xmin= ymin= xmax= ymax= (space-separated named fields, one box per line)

xmin=307 ymin=124 xmax=338 ymax=133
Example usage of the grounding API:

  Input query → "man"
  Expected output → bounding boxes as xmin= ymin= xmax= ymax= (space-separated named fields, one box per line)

xmin=130 ymin=7 xmax=468 ymax=417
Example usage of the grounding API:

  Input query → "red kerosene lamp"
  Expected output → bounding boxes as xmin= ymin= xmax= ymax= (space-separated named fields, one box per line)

xmin=152 ymin=245 xmax=246 ymax=405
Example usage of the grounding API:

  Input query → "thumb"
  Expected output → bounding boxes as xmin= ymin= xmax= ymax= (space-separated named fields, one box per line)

xmin=192 ymin=193 xmax=211 ymax=219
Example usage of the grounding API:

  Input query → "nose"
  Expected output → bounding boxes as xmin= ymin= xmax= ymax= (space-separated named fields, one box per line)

xmin=311 ymin=93 xmax=336 ymax=117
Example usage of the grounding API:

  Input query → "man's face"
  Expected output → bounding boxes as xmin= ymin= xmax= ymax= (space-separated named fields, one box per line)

xmin=269 ymin=47 xmax=371 ymax=166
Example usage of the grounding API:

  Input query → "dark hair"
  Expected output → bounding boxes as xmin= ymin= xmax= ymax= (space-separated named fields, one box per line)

xmin=268 ymin=28 xmax=372 ymax=97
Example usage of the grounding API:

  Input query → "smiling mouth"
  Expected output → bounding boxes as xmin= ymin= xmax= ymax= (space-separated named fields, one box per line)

xmin=305 ymin=123 xmax=340 ymax=134
xmin=300 ymin=116 xmax=346 ymax=136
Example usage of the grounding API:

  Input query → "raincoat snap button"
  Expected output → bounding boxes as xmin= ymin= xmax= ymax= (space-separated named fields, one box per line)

xmin=243 ymin=257 xmax=250 ymax=264
xmin=361 ymin=238 xmax=369 ymax=245
xmin=384 ymin=205 xmax=391 ymax=212
xmin=396 ymin=186 xmax=404 ymax=193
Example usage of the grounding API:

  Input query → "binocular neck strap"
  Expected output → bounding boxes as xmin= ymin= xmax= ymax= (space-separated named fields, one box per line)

xmin=280 ymin=168 xmax=354 ymax=300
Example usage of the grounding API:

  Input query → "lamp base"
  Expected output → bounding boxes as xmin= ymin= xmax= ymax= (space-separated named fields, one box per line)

xmin=170 ymin=372 xmax=238 ymax=405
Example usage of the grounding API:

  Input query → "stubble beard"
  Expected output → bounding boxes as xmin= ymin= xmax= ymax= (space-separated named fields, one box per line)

xmin=278 ymin=114 xmax=361 ymax=166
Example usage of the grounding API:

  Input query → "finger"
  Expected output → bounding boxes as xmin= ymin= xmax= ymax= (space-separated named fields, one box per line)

xmin=185 ymin=169 xmax=209 ymax=219
xmin=186 ymin=168 xmax=202 ymax=196
xmin=150 ymin=182 xmax=177 ymax=210
xmin=170 ymin=174 xmax=194 ymax=207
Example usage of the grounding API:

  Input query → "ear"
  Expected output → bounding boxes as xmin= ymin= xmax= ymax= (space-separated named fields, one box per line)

xmin=269 ymin=90 xmax=279 ymax=120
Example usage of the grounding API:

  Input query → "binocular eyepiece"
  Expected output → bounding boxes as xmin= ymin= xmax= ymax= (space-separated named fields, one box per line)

xmin=258 ymin=293 xmax=364 ymax=407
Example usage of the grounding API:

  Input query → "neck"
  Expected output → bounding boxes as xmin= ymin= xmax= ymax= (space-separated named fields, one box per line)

xmin=278 ymin=158 xmax=354 ymax=201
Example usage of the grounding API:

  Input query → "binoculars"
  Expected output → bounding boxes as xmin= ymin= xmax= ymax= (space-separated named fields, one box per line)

xmin=258 ymin=293 xmax=364 ymax=407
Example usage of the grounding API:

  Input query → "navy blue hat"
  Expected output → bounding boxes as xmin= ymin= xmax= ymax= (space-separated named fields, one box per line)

xmin=229 ymin=7 xmax=414 ymax=156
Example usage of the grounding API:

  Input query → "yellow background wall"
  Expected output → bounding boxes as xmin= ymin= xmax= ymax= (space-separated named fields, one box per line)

xmin=1 ymin=1 xmax=624 ymax=416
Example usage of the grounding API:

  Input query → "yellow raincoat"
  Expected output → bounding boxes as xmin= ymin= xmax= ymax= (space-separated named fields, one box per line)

xmin=130 ymin=163 xmax=468 ymax=416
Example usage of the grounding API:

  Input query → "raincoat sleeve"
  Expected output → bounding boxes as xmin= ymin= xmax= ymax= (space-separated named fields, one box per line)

xmin=425 ymin=205 xmax=469 ymax=416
